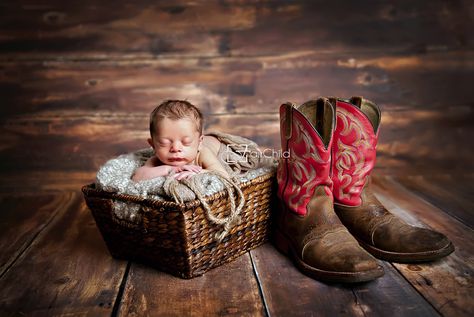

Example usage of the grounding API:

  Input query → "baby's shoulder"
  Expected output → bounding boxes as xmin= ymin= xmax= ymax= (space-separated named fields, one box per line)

xmin=202 ymin=135 xmax=221 ymax=155
xmin=196 ymin=143 xmax=219 ymax=166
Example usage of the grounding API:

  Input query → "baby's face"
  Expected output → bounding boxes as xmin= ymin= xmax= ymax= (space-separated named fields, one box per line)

xmin=149 ymin=117 xmax=202 ymax=167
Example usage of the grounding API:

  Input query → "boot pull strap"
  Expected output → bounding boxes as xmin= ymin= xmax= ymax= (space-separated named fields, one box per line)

xmin=283 ymin=103 xmax=293 ymax=140
xmin=315 ymin=98 xmax=325 ymax=138
xmin=349 ymin=96 xmax=363 ymax=108
xmin=328 ymin=97 xmax=337 ymax=108
xmin=321 ymin=98 xmax=336 ymax=148
xmin=350 ymin=96 xmax=381 ymax=133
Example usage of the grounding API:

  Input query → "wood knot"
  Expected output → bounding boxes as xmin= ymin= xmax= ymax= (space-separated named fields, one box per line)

xmin=162 ymin=6 xmax=186 ymax=14
xmin=85 ymin=79 xmax=102 ymax=87
xmin=43 ymin=11 xmax=66 ymax=25
xmin=54 ymin=276 xmax=71 ymax=284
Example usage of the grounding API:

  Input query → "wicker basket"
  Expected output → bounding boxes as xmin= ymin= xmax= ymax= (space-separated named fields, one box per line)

xmin=82 ymin=170 xmax=275 ymax=278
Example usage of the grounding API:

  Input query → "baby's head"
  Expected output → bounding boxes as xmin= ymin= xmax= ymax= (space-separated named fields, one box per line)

xmin=148 ymin=100 xmax=204 ymax=166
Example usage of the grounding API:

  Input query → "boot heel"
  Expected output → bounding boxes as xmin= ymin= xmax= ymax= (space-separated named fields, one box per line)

xmin=273 ymin=228 xmax=291 ymax=256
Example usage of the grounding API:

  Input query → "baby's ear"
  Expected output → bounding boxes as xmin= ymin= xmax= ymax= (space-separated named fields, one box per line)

xmin=147 ymin=138 xmax=154 ymax=149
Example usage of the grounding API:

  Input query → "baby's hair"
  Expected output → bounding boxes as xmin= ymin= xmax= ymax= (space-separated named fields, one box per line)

xmin=150 ymin=100 xmax=203 ymax=136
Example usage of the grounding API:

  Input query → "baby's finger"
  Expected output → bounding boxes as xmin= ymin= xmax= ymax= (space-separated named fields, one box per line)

xmin=183 ymin=165 xmax=202 ymax=173
xmin=185 ymin=171 xmax=198 ymax=180
xmin=175 ymin=171 xmax=193 ymax=180
xmin=191 ymin=166 xmax=202 ymax=173
xmin=172 ymin=171 xmax=185 ymax=179
xmin=172 ymin=166 xmax=183 ymax=172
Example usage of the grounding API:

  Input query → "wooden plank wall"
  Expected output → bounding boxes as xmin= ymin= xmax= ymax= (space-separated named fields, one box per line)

xmin=0 ymin=0 xmax=473 ymax=191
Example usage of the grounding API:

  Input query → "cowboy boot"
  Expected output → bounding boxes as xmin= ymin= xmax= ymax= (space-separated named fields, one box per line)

xmin=274 ymin=98 xmax=384 ymax=283
xmin=330 ymin=96 xmax=455 ymax=262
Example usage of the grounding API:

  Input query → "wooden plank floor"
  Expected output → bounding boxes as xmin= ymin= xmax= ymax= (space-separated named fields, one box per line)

xmin=0 ymin=174 xmax=471 ymax=317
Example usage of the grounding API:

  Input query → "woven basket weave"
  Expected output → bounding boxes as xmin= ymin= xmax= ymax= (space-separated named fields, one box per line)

xmin=82 ymin=170 xmax=275 ymax=278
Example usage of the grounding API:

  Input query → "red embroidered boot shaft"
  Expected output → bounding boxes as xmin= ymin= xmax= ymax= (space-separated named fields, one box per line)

xmin=331 ymin=97 xmax=454 ymax=262
xmin=331 ymin=98 xmax=379 ymax=206
xmin=275 ymin=98 xmax=383 ymax=283
xmin=277 ymin=100 xmax=333 ymax=215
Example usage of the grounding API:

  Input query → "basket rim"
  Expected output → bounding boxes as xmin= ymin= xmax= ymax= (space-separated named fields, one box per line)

xmin=82 ymin=169 xmax=275 ymax=210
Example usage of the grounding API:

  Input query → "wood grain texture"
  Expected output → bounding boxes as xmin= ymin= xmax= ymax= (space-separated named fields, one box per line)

xmin=0 ymin=193 xmax=74 ymax=276
xmin=0 ymin=194 xmax=127 ymax=316
xmin=371 ymin=176 xmax=474 ymax=317
xmin=118 ymin=254 xmax=265 ymax=317
xmin=0 ymin=0 xmax=471 ymax=58
xmin=0 ymin=171 xmax=96 ymax=193
xmin=394 ymin=175 xmax=474 ymax=228
xmin=250 ymin=244 xmax=439 ymax=317
xmin=1 ymin=51 xmax=473 ymax=117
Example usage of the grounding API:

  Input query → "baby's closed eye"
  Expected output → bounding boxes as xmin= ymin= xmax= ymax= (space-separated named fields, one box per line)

xmin=182 ymin=137 xmax=193 ymax=146
xmin=158 ymin=139 xmax=171 ymax=146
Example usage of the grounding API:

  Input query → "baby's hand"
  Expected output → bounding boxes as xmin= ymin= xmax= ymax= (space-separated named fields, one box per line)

xmin=172 ymin=165 xmax=201 ymax=180
xmin=173 ymin=170 xmax=199 ymax=180
xmin=176 ymin=165 xmax=202 ymax=174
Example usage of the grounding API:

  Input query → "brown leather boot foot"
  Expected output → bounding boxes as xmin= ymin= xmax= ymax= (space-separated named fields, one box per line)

xmin=274 ymin=220 xmax=384 ymax=283
xmin=335 ymin=187 xmax=455 ymax=263
xmin=275 ymin=195 xmax=384 ymax=283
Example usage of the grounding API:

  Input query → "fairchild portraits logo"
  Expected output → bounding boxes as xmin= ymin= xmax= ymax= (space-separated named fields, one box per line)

xmin=224 ymin=144 xmax=290 ymax=164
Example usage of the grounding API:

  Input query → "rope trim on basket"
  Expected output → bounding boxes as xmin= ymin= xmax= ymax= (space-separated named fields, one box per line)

xmin=166 ymin=171 xmax=245 ymax=242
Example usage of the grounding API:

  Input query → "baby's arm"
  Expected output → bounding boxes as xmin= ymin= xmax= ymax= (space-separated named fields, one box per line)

xmin=198 ymin=146 xmax=230 ymax=178
xmin=132 ymin=157 xmax=175 ymax=181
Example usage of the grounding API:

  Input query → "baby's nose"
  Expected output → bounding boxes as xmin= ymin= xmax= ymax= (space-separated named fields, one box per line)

xmin=170 ymin=142 xmax=183 ymax=152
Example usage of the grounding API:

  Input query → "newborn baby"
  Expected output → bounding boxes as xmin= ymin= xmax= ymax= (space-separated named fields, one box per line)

xmin=132 ymin=100 xmax=230 ymax=181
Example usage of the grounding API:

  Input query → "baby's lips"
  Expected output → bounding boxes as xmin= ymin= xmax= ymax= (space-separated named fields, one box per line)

xmin=168 ymin=157 xmax=185 ymax=162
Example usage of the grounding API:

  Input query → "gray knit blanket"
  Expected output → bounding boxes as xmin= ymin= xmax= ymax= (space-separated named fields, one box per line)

xmin=96 ymin=148 xmax=274 ymax=201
